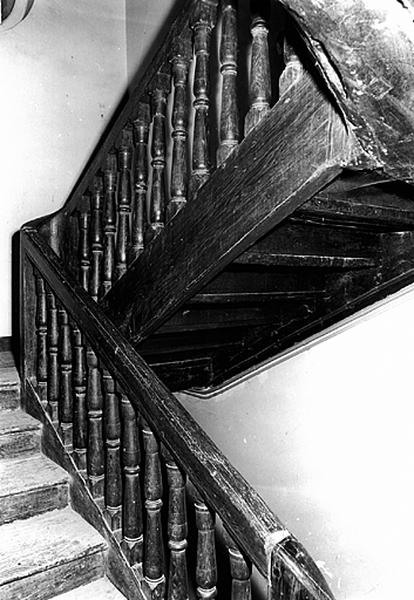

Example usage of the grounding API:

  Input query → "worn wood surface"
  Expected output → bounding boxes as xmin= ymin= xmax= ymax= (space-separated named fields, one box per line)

xmin=103 ymin=70 xmax=352 ymax=341
xmin=23 ymin=227 xmax=333 ymax=600
xmin=280 ymin=0 xmax=414 ymax=180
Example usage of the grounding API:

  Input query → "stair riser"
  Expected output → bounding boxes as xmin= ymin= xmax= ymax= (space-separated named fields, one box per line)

xmin=0 ymin=550 xmax=105 ymax=600
xmin=0 ymin=484 xmax=69 ymax=526
xmin=0 ymin=430 xmax=41 ymax=459
xmin=0 ymin=387 xmax=20 ymax=411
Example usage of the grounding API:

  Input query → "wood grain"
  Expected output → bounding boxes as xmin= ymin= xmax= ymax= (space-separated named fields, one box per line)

xmin=102 ymin=70 xmax=352 ymax=341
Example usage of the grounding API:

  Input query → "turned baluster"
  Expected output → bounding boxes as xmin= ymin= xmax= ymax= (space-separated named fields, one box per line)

xmin=89 ymin=176 xmax=104 ymax=302
xmin=168 ymin=39 xmax=191 ymax=220
xmin=46 ymin=288 xmax=59 ymax=425
xmin=86 ymin=343 xmax=104 ymax=500
xmin=194 ymin=492 xmax=217 ymax=600
xmin=116 ymin=128 xmax=133 ymax=280
xmin=35 ymin=273 xmax=48 ymax=407
xmin=58 ymin=305 xmax=73 ymax=453
xmin=121 ymin=393 xmax=143 ymax=566
xmin=130 ymin=103 xmax=150 ymax=262
xmin=143 ymin=420 xmax=166 ymax=599
xmin=189 ymin=0 xmax=218 ymax=198
xmin=279 ymin=40 xmax=304 ymax=97
xmin=78 ymin=195 xmax=91 ymax=292
xmin=149 ymin=73 xmax=170 ymax=238
xmin=164 ymin=449 xmax=189 ymax=600
xmin=217 ymin=0 xmax=239 ymax=165
xmin=101 ymin=152 xmax=118 ymax=296
xmin=224 ymin=530 xmax=252 ymax=600
xmin=244 ymin=0 xmax=271 ymax=135
xmin=102 ymin=368 xmax=122 ymax=532
xmin=72 ymin=320 xmax=87 ymax=472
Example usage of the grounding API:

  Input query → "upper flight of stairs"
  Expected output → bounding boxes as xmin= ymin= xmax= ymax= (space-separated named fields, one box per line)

xmin=0 ymin=350 xmax=126 ymax=600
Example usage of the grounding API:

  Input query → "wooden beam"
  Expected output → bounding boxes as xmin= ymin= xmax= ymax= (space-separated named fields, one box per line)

xmin=102 ymin=71 xmax=352 ymax=342
xmin=280 ymin=0 xmax=414 ymax=180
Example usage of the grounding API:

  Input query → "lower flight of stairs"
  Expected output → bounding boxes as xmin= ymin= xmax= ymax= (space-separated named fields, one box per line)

xmin=0 ymin=350 xmax=125 ymax=600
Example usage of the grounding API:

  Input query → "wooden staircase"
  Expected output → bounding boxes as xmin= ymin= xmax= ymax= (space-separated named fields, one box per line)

xmin=0 ymin=351 xmax=126 ymax=600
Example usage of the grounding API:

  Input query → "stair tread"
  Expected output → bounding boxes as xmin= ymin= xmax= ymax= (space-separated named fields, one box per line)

xmin=0 ymin=506 xmax=106 ymax=586
xmin=51 ymin=577 xmax=126 ymax=599
xmin=0 ymin=409 xmax=40 ymax=434
xmin=0 ymin=366 xmax=19 ymax=389
xmin=0 ymin=454 xmax=68 ymax=498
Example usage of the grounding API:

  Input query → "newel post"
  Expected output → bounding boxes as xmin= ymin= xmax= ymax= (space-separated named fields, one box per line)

xmin=20 ymin=228 xmax=37 ymax=408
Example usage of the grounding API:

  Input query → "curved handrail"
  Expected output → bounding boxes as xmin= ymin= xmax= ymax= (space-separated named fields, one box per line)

xmin=1 ymin=0 xmax=34 ymax=30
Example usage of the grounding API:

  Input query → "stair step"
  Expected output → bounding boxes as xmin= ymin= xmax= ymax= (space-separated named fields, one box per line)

xmin=0 ymin=454 xmax=69 ymax=525
xmin=51 ymin=577 xmax=126 ymax=599
xmin=0 ymin=506 xmax=107 ymax=600
xmin=0 ymin=366 xmax=20 ymax=410
xmin=190 ymin=290 xmax=326 ymax=304
xmin=0 ymin=409 xmax=41 ymax=458
xmin=234 ymin=251 xmax=376 ymax=269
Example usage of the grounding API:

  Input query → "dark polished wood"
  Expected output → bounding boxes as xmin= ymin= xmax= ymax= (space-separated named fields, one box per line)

xmin=149 ymin=74 xmax=170 ymax=239
xmin=35 ymin=273 xmax=48 ymax=407
xmin=23 ymin=227 xmax=336 ymax=599
xmin=103 ymin=70 xmax=352 ymax=341
xmin=194 ymin=494 xmax=217 ymax=600
xmin=164 ymin=449 xmax=189 ymax=600
xmin=130 ymin=103 xmax=150 ymax=262
xmin=89 ymin=176 xmax=104 ymax=302
xmin=78 ymin=195 xmax=91 ymax=293
xmin=244 ymin=0 xmax=271 ymax=135
xmin=103 ymin=367 xmax=122 ymax=532
xmin=189 ymin=0 xmax=218 ymax=198
xmin=217 ymin=0 xmax=239 ymax=165
xmin=224 ymin=530 xmax=252 ymax=600
xmin=46 ymin=288 xmax=59 ymax=424
xmin=120 ymin=392 xmax=143 ymax=566
xmin=142 ymin=420 xmax=166 ymax=599
xmin=116 ymin=128 xmax=134 ymax=280
xmin=102 ymin=153 xmax=117 ymax=296
xmin=169 ymin=39 xmax=191 ymax=220
xmin=72 ymin=320 xmax=87 ymax=472
xmin=86 ymin=344 xmax=105 ymax=499
xmin=58 ymin=305 xmax=73 ymax=453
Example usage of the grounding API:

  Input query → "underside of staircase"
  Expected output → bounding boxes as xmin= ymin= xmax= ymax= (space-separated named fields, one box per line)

xmin=0 ymin=351 xmax=126 ymax=600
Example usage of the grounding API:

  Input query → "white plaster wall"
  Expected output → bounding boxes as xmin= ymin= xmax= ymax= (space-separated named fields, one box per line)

xmin=0 ymin=0 xmax=128 ymax=337
xmin=178 ymin=286 xmax=414 ymax=600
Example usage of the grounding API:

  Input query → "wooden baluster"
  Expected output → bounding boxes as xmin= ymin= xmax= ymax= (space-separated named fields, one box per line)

xmin=279 ymin=40 xmax=304 ymax=97
xmin=58 ymin=305 xmax=73 ymax=453
xmin=130 ymin=103 xmax=150 ymax=262
xmin=86 ymin=343 xmax=104 ymax=500
xmin=142 ymin=420 xmax=166 ymax=599
xmin=102 ymin=368 xmax=122 ymax=532
xmin=101 ymin=152 xmax=117 ymax=296
xmin=217 ymin=0 xmax=239 ymax=165
xmin=164 ymin=448 xmax=189 ymax=600
xmin=78 ymin=195 xmax=91 ymax=292
xmin=121 ymin=393 xmax=143 ymax=566
xmin=194 ymin=492 xmax=217 ymax=600
xmin=35 ymin=273 xmax=48 ymax=407
xmin=168 ymin=39 xmax=191 ymax=220
xmin=46 ymin=288 xmax=59 ymax=425
xmin=116 ymin=128 xmax=133 ymax=280
xmin=189 ymin=0 xmax=218 ymax=198
xmin=149 ymin=73 xmax=170 ymax=238
xmin=244 ymin=0 xmax=271 ymax=135
xmin=72 ymin=319 xmax=87 ymax=472
xmin=89 ymin=176 xmax=104 ymax=302
xmin=224 ymin=530 xmax=252 ymax=600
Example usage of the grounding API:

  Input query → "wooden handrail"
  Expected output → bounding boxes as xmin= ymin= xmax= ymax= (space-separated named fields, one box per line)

xmin=22 ymin=225 xmax=334 ymax=600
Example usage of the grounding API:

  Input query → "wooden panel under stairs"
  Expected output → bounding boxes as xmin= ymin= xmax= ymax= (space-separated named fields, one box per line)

xmin=135 ymin=174 xmax=414 ymax=391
